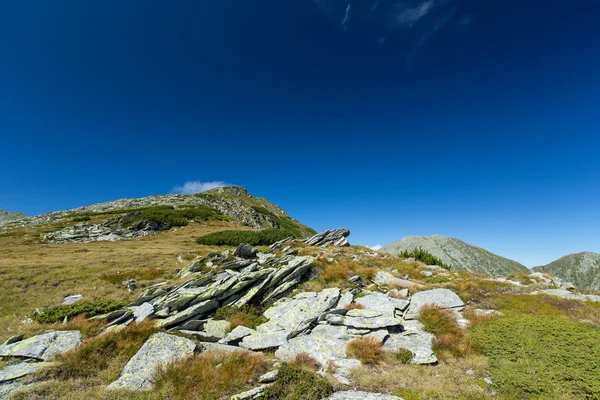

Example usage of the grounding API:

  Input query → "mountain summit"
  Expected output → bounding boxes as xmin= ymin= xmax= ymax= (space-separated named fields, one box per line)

xmin=381 ymin=234 xmax=528 ymax=276
xmin=533 ymin=252 xmax=600 ymax=291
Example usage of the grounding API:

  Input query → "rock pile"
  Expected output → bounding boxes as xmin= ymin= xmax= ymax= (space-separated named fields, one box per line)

xmin=44 ymin=212 xmax=170 ymax=243
xmin=103 ymin=246 xmax=316 ymax=332
xmin=305 ymin=228 xmax=351 ymax=247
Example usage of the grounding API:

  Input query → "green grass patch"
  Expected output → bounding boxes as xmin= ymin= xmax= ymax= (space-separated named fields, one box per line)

xmin=32 ymin=300 xmax=125 ymax=324
xmin=262 ymin=363 xmax=333 ymax=400
xmin=470 ymin=295 xmax=600 ymax=399
xmin=196 ymin=228 xmax=294 ymax=246
xmin=71 ymin=216 xmax=91 ymax=222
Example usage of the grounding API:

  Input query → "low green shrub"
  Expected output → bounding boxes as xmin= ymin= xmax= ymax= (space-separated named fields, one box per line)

xmin=398 ymin=248 xmax=451 ymax=270
xmin=262 ymin=363 xmax=334 ymax=400
xmin=196 ymin=229 xmax=293 ymax=246
xmin=470 ymin=298 xmax=600 ymax=399
xmin=72 ymin=216 xmax=91 ymax=222
xmin=132 ymin=205 xmax=226 ymax=227
xmin=32 ymin=300 xmax=125 ymax=324
xmin=391 ymin=349 xmax=415 ymax=364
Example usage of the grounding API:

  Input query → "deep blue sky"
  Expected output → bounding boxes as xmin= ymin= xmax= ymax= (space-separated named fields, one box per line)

xmin=1 ymin=0 xmax=599 ymax=267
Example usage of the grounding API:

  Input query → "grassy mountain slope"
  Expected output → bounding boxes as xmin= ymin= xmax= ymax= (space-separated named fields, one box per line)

xmin=381 ymin=234 xmax=528 ymax=276
xmin=533 ymin=252 xmax=600 ymax=291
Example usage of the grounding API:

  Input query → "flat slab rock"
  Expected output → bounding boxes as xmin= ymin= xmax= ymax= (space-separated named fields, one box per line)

xmin=108 ymin=332 xmax=195 ymax=391
xmin=329 ymin=309 xmax=402 ymax=330
xmin=275 ymin=325 xmax=349 ymax=367
xmin=383 ymin=330 xmax=437 ymax=365
xmin=404 ymin=288 xmax=464 ymax=320
xmin=0 ymin=362 xmax=50 ymax=384
xmin=373 ymin=271 xmax=415 ymax=289
xmin=0 ymin=331 xmax=82 ymax=361
xmin=356 ymin=293 xmax=409 ymax=317
xmin=328 ymin=391 xmax=404 ymax=400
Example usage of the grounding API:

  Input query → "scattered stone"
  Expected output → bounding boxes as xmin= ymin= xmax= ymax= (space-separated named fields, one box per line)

xmin=535 ymin=289 xmax=600 ymax=303
xmin=404 ymin=288 xmax=465 ymax=320
xmin=199 ymin=342 xmax=255 ymax=353
xmin=305 ymin=228 xmax=351 ymax=247
xmin=372 ymin=271 xmax=415 ymax=289
xmin=234 ymin=243 xmax=258 ymax=259
xmin=1 ymin=335 xmax=23 ymax=347
xmin=258 ymin=369 xmax=279 ymax=383
xmin=108 ymin=332 xmax=195 ymax=391
xmin=328 ymin=391 xmax=403 ymax=400
xmin=275 ymin=325 xmax=349 ymax=367
xmin=203 ymin=320 xmax=232 ymax=339
xmin=387 ymin=288 xmax=409 ymax=299
xmin=62 ymin=294 xmax=83 ymax=305
xmin=239 ymin=331 xmax=288 ymax=351
xmin=219 ymin=326 xmax=256 ymax=345
xmin=0 ymin=331 xmax=82 ymax=361
xmin=177 ymin=330 xmax=220 ymax=342
xmin=230 ymin=384 xmax=269 ymax=400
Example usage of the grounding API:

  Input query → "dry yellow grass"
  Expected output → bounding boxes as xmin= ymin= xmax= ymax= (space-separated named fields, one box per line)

xmin=345 ymin=336 xmax=384 ymax=365
xmin=0 ymin=220 xmax=251 ymax=342
xmin=350 ymin=355 xmax=491 ymax=399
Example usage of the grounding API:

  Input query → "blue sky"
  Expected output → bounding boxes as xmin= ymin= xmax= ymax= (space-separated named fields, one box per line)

xmin=1 ymin=0 xmax=599 ymax=267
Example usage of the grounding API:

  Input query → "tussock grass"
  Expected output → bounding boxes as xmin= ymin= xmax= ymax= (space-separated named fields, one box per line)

xmin=154 ymin=350 xmax=265 ymax=400
xmin=42 ymin=321 xmax=157 ymax=381
xmin=346 ymin=336 xmax=384 ymax=365
xmin=350 ymin=355 xmax=490 ymax=400
xmin=291 ymin=352 xmax=321 ymax=372
xmin=212 ymin=305 xmax=266 ymax=329
xmin=417 ymin=304 xmax=471 ymax=360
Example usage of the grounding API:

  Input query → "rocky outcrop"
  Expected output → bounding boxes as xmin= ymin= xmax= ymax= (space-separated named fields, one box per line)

xmin=381 ymin=234 xmax=528 ymax=276
xmin=0 ymin=210 xmax=27 ymax=226
xmin=14 ymin=186 xmax=314 ymax=239
xmin=108 ymin=333 xmax=195 ymax=391
xmin=328 ymin=392 xmax=404 ymax=400
xmin=305 ymin=228 xmax=351 ymax=247
xmin=533 ymin=252 xmax=600 ymax=292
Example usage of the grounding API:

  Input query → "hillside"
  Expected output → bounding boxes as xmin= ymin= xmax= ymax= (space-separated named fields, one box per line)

xmin=0 ymin=210 xmax=27 ymax=226
xmin=534 ymin=252 xmax=600 ymax=291
xmin=1 ymin=193 xmax=600 ymax=399
xmin=381 ymin=234 xmax=528 ymax=276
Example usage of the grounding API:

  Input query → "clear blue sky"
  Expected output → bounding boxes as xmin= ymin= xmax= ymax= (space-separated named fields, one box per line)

xmin=1 ymin=1 xmax=599 ymax=267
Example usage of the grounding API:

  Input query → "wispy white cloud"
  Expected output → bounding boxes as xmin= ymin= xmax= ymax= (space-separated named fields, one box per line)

xmin=172 ymin=181 xmax=229 ymax=194
xmin=342 ymin=4 xmax=352 ymax=30
xmin=369 ymin=244 xmax=383 ymax=251
xmin=396 ymin=0 xmax=436 ymax=27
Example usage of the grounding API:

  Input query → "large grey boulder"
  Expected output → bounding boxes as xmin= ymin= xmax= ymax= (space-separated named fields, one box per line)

xmin=234 ymin=243 xmax=258 ymax=259
xmin=108 ymin=332 xmax=195 ymax=391
xmin=203 ymin=320 xmax=232 ymax=339
xmin=257 ymin=288 xmax=341 ymax=338
xmin=356 ymin=293 xmax=399 ymax=318
xmin=219 ymin=326 xmax=256 ymax=345
xmin=0 ymin=331 xmax=82 ymax=361
xmin=305 ymin=229 xmax=350 ymax=247
xmin=328 ymin=391 xmax=404 ymax=400
xmin=404 ymin=288 xmax=464 ymax=320
xmin=275 ymin=325 xmax=349 ymax=367
xmin=372 ymin=271 xmax=415 ymax=289
xmin=383 ymin=321 xmax=437 ymax=365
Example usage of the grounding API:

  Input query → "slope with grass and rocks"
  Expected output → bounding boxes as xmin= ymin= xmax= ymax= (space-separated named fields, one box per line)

xmin=2 ymin=191 xmax=600 ymax=399
xmin=381 ymin=234 xmax=528 ymax=276
xmin=533 ymin=252 xmax=600 ymax=292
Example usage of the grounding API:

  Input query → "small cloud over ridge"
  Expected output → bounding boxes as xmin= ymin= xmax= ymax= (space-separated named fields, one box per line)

xmin=369 ymin=244 xmax=383 ymax=251
xmin=172 ymin=181 xmax=229 ymax=194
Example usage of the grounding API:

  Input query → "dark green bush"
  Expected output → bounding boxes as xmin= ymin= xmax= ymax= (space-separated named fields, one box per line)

xmin=398 ymin=248 xmax=452 ymax=270
xmin=32 ymin=300 xmax=125 ymax=324
xmin=262 ymin=363 xmax=333 ymax=400
xmin=72 ymin=216 xmax=91 ymax=222
xmin=392 ymin=349 xmax=415 ymax=364
xmin=196 ymin=229 xmax=293 ymax=246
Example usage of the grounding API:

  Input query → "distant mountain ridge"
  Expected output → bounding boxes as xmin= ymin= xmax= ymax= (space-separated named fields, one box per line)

xmin=0 ymin=209 xmax=27 ymax=226
xmin=381 ymin=234 xmax=528 ymax=276
xmin=533 ymin=252 xmax=600 ymax=292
